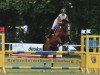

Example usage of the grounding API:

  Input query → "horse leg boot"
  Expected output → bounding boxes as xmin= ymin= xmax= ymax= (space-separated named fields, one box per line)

xmin=47 ymin=29 xmax=54 ymax=38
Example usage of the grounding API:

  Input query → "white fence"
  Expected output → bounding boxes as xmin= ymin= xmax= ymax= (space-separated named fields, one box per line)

xmin=5 ymin=43 xmax=81 ymax=57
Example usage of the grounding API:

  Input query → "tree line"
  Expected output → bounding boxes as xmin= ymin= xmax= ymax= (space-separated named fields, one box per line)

xmin=0 ymin=0 xmax=100 ymax=44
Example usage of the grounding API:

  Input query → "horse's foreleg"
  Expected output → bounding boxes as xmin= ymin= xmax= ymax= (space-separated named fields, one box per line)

xmin=57 ymin=38 xmax=63 ymax=46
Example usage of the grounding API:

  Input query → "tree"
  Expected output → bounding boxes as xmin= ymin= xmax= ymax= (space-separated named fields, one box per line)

xmin=0 ymin=0 xmax=100 ymax=44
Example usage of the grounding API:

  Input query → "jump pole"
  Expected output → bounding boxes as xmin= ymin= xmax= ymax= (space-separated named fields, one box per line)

xmin=0 ymin=27 xmax=6 ymax=73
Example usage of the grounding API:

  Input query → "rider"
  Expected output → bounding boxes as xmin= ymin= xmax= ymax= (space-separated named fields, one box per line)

xmin=48 ymin=8 xmax=69 ymax=38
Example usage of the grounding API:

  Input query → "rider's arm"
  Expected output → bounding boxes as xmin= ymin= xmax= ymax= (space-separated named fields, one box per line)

xmin=65 ymin=15 xmax=69 ymax=21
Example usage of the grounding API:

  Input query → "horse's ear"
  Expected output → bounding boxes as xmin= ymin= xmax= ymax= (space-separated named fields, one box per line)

xmin=65 ymin=20 xmax=69 ymax=24
xmin=67 ymin=20 xmax=69 ymax=23
xmin=62 ymin=19 xmax=69 ymax=24
xmin=66 ymin=20 xmax=70 ymax=23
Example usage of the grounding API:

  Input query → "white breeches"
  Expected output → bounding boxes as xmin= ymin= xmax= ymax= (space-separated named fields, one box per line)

xmin=51 ymin=20 xmax=58 ymax=30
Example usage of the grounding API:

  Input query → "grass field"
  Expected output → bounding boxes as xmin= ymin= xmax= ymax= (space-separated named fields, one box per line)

xmin=0 ymin=70 xmax=99 ymax=75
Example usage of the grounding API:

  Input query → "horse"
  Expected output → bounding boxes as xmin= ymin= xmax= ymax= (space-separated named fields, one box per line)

xmin=54 ymin=19 xmax=71 ymax=44
xmin=42 ymin=19 xmax=72 ymax=71
xmin=44 ymin=19 xmax=71 ymax=49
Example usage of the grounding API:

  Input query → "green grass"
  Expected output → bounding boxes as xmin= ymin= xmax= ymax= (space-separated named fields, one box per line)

xmin=0 ymin=71 xmax=99 ymax=75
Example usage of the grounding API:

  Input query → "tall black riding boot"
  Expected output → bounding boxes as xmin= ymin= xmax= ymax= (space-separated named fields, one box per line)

xmin=47 ymin=29 xmax=54 ymax=38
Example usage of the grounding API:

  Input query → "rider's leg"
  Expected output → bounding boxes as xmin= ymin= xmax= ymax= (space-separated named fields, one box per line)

xmin=47 ymin=21 xmax=57 ymax=37
xmin=51 ymin=21 xmax=57 ymax=30
xmin=48 ymin=29 xmax=54 ymax=37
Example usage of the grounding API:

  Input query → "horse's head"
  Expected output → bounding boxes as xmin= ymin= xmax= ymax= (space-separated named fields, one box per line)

xmin=55 ymin=19 xmax=70 ymax=34
xmin=62 ymin=19 xmax=69 ymax=25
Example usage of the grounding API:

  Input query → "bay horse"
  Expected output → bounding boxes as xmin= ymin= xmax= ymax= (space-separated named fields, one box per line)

xmin=43 ymin=19 xmax=71 ymax=71
xmin=44 ymin=19 xmax=71 ymax=51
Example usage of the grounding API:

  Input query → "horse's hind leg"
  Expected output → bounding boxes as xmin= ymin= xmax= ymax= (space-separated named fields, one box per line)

xmin=43 ymin=54 xmax=48 ymax=72
xmin=51 ymin=47 xmax=58 ymax=72
xmin=42 ymin=44 xmax=49 ymax=72
xmin=51 ymin=55 xmax=56 ymax=67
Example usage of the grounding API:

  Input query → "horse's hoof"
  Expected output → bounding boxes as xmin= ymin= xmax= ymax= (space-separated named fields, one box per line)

xmin=51 ymin=70 xmax=53 ymax=72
